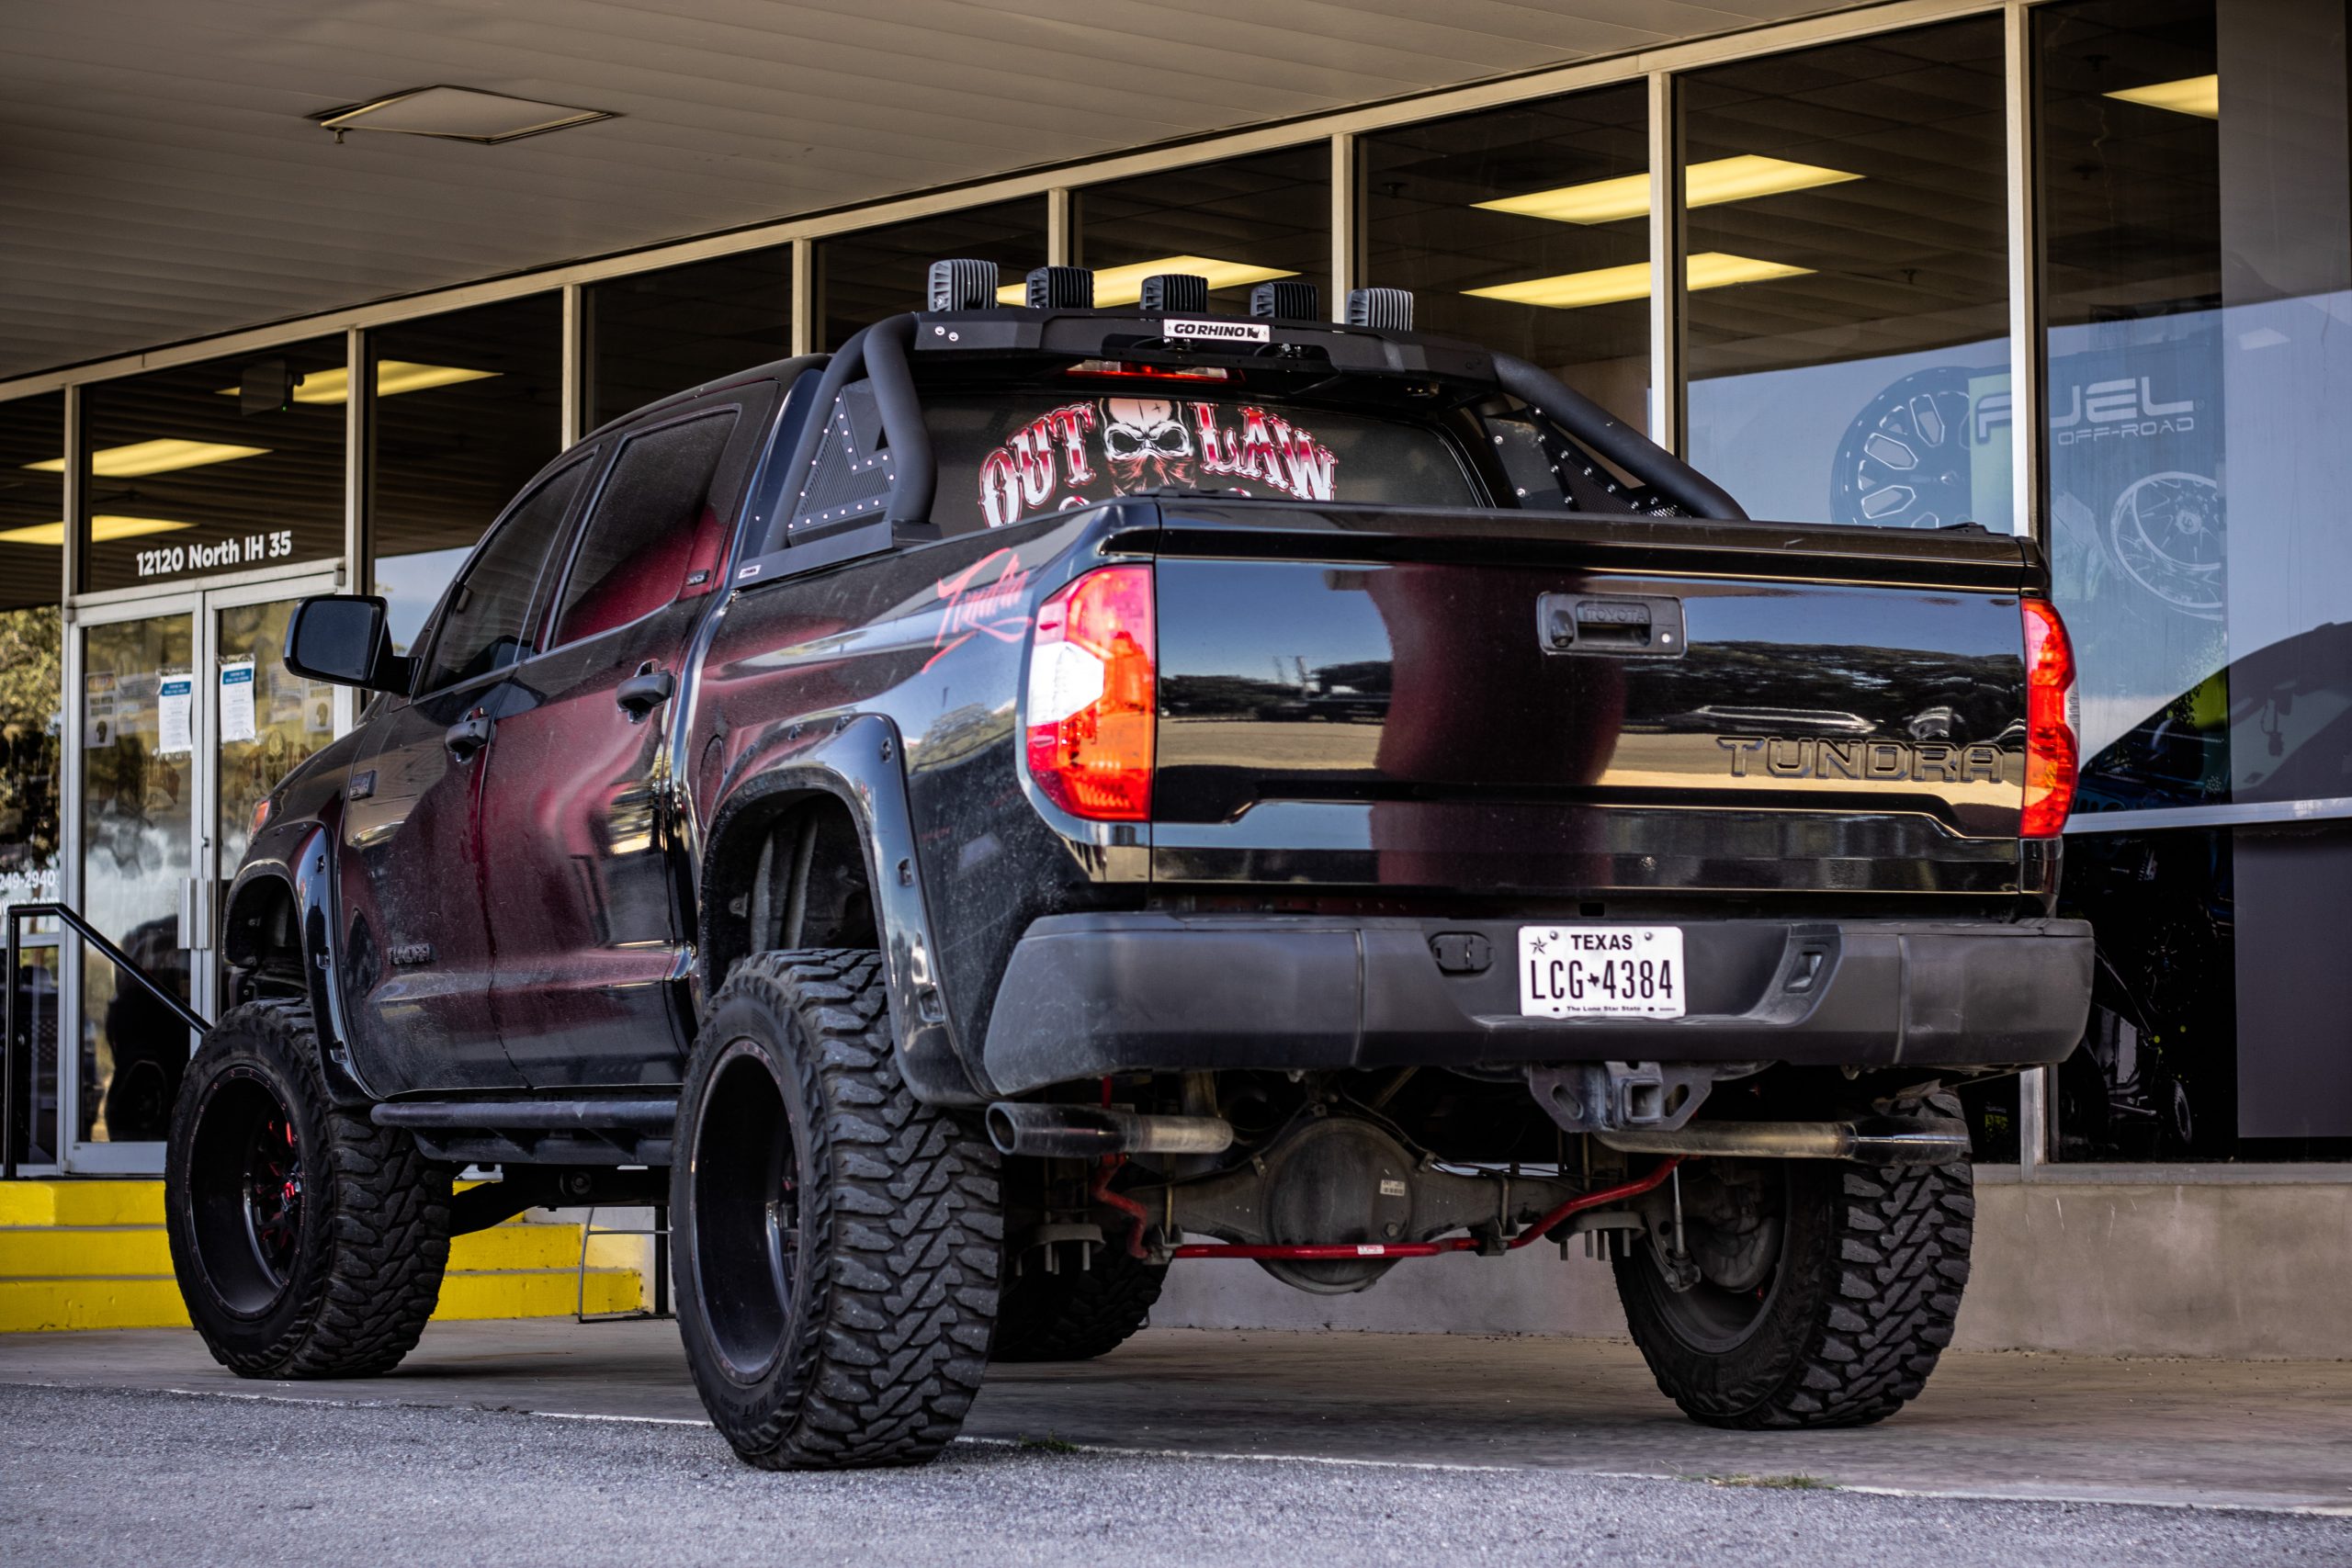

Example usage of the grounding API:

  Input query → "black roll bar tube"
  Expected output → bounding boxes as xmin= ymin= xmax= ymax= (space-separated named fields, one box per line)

xmin=3 ymin=900 xmax=211 ymax=1179
xmin=1490 ymin=352 xmax=1749 ymax=521
xmin=754 ymin=314 xmax=941 ymax=558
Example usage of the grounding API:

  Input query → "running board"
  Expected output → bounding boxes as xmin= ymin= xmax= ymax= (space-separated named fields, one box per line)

xmin=370 ymin=1098 xmax=679 ymax=1132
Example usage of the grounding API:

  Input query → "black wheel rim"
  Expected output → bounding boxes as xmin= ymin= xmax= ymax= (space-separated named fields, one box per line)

xmin=690 ymin=1041 xmax=802 ymax=1382
xmin=242 ymin=1104 xmax=302 ymax=1287
xmin=186 ymin=1068 xmax=305 ymax=1315
xmin=1639 ymin=1163 xmax=1790 ymax=1355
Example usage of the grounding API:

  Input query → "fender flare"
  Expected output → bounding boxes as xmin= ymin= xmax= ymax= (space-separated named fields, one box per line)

xmin=223 ymin=826 xmax=377 ymax=1107
xmin=699 ymin=712 xmax=989 ymax=1105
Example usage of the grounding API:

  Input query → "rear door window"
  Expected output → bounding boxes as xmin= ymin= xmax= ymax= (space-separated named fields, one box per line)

xmin=549 ymin=411 xmax=740 ymax=647
xmin=418 ymin=457 xmax=593 ymax=693
xmin=926 ymin=391 xmax=1479 ymax=534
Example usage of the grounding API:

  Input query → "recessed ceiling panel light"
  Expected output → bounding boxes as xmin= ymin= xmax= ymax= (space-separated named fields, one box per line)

xmin=994 ymin=255 xmax=1297 ymax=307
xmin=26 ymin=440 xmax=268 ymax=479
xmin=213 ymin=361 xmax=501 ymax=405
xmin=1465 ymin=252 xmax=1811 ymax=310
xmin=1476 ymin=156 xmax=1862 ymax=226
xmin=0 ymin=516 xmax=196 ymax=547
xmin=2104 ymin=74 xmax=2219 ymax=119
xmin=313 ymin=85 xmax=616 ymax=145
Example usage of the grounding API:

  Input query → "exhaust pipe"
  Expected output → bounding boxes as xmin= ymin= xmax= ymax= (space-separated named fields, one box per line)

xmin=986 ymin=1102 xmax=1234 ymax=1160
xmin=1596 ymin=1116 xmax=1969 ymax=1166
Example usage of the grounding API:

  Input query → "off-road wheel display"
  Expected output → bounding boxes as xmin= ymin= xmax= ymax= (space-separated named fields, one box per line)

xmin=993 ymin=1244 xmax=1166 ymax=1362
xmin=672 ymin=950 xmax=1001 ymax=1470
xmin=1613 ymin=1141 xmax=1973 ymax=1430
xmin=164 ymin=999 xmax=452 ymax=1378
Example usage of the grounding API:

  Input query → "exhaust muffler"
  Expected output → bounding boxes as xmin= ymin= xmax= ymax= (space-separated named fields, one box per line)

xmin=986 ymin=1101 xmax=1234 ymax=1160
xmin=1596 ymin=1115 xmax=1969 ymax=1166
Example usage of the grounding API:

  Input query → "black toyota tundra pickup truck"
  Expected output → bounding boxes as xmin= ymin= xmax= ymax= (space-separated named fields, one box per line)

xmin=164 ymin=264 xmax=2092 ymax=1469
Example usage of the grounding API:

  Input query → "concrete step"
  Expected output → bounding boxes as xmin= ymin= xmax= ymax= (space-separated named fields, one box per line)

xmin=0 ymin=1267 xmax=640 ymax=1333
xmin=0 ymin=1179 xmax=646 ymax=1332
xmin=0 ymin=1219 xmax=612 ymax=1279
xmin=0 ymin=1180 xmax=164 ymax=1228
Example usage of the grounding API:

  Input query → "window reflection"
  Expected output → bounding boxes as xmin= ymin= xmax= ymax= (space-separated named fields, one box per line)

xmin=1075 ymin=147 xmax=1329 ymax=314
xmin=587 ymin=247 xmax=791 ymax=431
xmin=80 ymin=340 xmax=346 ymax=593
xmin=1682 ymin=19 xmax=2011 ymax=530
xmin=1363 ymin=85 xmax=1650 ymax=432
xmin=819 ymin=202 xmax=1046 ymax=350
xmin=368 ymin=296 xmax=563 ymax=652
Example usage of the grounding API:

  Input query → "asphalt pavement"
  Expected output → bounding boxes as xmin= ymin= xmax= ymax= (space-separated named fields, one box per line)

xmin=1 ymin=1321 xmax=2346 ymax=1566
xmin=4 ymin=1382 xmax=2347 ymax=1568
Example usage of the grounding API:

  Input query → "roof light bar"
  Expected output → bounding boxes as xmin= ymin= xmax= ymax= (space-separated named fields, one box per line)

xmin=928 ymin=258 xmax=1001 ymax=310
xmin=1346 ymin=288 xmax=1415 ymax=331
xmin=1026 ymin=265 xmax=1095 ymax=310
xmin=1140 ymin=274 xmax=1210 ymax=313
xmin=1250 ymin=280 xmax=1320 ymax=321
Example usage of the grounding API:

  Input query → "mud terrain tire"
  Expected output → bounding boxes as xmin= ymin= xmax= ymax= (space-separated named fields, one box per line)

xmin=1614 ymin=1147 xmax=1973 ymax=1429
xmin=164 ymin=999 xmax=451 ymax=1378
xmin=993 ymin=1246 xmax=1166 ymax=1362
xmin=672 ymin=950 xmax=1001 ymax=1469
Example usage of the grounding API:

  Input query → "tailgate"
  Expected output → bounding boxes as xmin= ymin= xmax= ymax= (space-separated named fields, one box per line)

xmin=1146 ymin=501 xmax=2038 ymax=899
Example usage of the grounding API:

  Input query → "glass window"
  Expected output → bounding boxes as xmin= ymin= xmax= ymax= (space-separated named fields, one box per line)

xmin=819 ymin=201 xmax=1047 ymax=350
xmin=369 ymin=295 xmax=563 ymax=654
xmin=587 ymin=247 xmax=790 ymax=431
xmin=552 ymin=412 xmax=738 ymax=645
xmin=1363 ymin=85 xmax=1651 ymax=432
xmin=79 ymin=339 xmax=345 ymax=593
xmin=419 ymin=458 xmax=589 ymax=693
xmin=1682 ymin=19 xmax=2011 ymax=530
xmin=0 ymin=394 xmax=63 ymax=918
xmin=2043 ymin=0 xmax=2352 ymax=1163
xmin=1075 ymin=147 xmax=1329 ymax=315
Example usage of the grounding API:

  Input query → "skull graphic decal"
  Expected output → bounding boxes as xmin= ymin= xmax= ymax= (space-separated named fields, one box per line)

xmin=1101 ymin=399 xmax=1195 ymax=493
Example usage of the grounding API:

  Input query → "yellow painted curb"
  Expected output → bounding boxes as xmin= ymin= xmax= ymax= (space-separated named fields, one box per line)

xmin=0 ymin=1182 xmax=164 ymax=1228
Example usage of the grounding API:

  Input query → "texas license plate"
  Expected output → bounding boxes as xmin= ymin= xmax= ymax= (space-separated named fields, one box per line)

xmin=1518 ymin=926 xmax=1686 ymax=1019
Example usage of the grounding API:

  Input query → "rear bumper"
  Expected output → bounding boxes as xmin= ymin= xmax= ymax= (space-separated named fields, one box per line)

xmin=980 ymin=913 xmax=2092 ymax=1094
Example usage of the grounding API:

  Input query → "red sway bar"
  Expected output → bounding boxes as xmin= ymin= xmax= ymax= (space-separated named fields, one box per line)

xmin=1158 ymin=1156 xmax=1684 ymax=1263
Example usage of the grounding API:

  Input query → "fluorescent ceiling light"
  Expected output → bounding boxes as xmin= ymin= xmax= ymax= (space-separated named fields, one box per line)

xmin=0 ymin=516 xmax=195 ymax=547
xmin=26 ymin=440 xmax=268 ymax=479
xmin=313 ymin=85 xmax=614 ymax=145
xmin=2104 ymin=74 xmax=2219 ymax=119
xmin=1476 ymin=155 xmax=1861 ymax=226
xmin=1465 ymin=252 xmax=1812 ymax=310
xmin=213 ymin=361 xmax=500 ymax=405
xmin=995 ymin=255 xmax=1297 ymax=308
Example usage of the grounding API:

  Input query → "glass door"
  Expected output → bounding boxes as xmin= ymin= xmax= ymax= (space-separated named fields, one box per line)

xmin=66 ymin=573 xmax=340 ymax=1172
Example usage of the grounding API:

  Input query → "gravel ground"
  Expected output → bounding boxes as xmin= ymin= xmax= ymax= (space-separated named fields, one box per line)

xmin=1 ymin=1383 xmax=2344 ymax=1568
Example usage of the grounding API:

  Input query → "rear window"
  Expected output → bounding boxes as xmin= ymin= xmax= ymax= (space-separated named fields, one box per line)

xmin=925 ymin=390 xmax=1476 ymax=534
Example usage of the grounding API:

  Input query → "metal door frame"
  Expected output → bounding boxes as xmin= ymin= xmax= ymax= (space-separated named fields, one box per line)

xmin=61 ymin=566 xmax=342 ymax=1174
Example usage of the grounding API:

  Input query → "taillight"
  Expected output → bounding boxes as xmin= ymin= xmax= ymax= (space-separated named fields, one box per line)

xmin=2020 ymin=598 xmax=2079 ymax=838
xmin=1025 ymin=565 xmax=1156 ymax=820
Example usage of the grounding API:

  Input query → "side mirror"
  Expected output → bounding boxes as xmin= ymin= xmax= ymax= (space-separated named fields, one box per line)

xmin=283 ymin=595 xmax=414 ymax=695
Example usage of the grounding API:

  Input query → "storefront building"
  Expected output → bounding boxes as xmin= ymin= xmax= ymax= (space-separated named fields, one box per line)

xmin=2 ymin=0 xmax=2346 ymax=1309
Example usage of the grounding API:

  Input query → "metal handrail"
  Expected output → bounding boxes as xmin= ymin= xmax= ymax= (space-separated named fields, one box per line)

xmin=3 ymin=900 xmax=211 ymax=1179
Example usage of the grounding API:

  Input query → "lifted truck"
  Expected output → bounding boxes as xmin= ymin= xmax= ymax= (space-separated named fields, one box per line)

xmin=164 ymin=264 xmax=2092 ymax=1467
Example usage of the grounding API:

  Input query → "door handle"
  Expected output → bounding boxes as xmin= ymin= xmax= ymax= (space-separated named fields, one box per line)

xmin=616 ymin=664 xmax=674 ymax=723
xmin=446 ymin=710 xmax=493 ymax=761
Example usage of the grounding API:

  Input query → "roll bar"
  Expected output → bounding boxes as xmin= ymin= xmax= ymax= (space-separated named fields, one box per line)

xmin=1491 ymin=352 xmax=1749 ymax=521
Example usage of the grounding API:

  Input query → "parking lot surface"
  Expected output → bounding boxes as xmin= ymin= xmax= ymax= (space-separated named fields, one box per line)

xmin=1 ymin=1321 xmax=2346 ymax=1565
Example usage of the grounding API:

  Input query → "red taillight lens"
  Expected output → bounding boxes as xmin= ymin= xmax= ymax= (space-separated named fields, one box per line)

xmin=2020 ymin=597 xmax=2079 ymax=838
xmin=1025 ymin=566 xmax=1156 ymax=821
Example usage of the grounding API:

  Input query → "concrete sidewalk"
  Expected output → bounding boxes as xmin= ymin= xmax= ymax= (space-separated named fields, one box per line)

xmin=2 ymin=1319 xmax=2346 ymax=1514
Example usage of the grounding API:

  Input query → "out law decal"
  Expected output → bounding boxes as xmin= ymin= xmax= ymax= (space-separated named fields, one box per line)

xmin=976 ymin=400 xmax=1339 ymax=528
